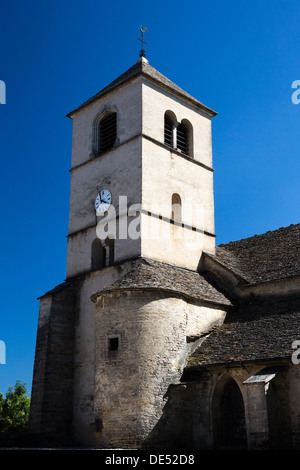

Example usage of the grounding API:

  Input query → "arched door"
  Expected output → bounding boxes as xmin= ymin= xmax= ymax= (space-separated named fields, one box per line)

xmin=221 ymin=379 xmax=247 ymax=447
xmin=212 ymin=377 xmax=247 ymax=448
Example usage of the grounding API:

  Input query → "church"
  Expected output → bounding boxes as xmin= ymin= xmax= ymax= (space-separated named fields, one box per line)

xmin=29 ymin=51 xmax=300 ymax=450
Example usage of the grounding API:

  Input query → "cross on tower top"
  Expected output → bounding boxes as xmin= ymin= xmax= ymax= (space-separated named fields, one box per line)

xmin=138 ymin=25 xmax=148 ymax=58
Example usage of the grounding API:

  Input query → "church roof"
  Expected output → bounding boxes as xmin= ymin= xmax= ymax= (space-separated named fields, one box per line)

xmin=208 ymin=223 xmax=300 ymax=285
xmin=185 ymin=223 xmax=300 ymax=371
xmin=91 ymin=257 xmax=231 ymax=307
xmin=185 ymin=294 xmax=300 ymax=369
xmin=67 ymin=58 xmax=217 ymax=118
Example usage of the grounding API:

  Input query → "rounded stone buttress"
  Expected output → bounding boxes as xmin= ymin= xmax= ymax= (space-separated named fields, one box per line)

xmin=92 ymin=288 xmax=189 ymax=448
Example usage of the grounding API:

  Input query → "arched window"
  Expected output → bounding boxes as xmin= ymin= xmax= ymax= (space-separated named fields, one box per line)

xmin=181 ymin=119 xmax=193 ymax=157
xmin=171 ymin=193 xmax=182 ymax=223
xmin=91 ymin=237 xmax=115 ymax=270
xmin=99 ymin=112 xmax=117 ymax=154
xmin=164 ymin=115 xmax=174 ymax=147
xmin=91 ymin=239 xmax=106 ymax=270
xmin=163 ymin=112 xmax=193 ymax=157
xmin=177 ymin=122 xmax=189 ymax=155
xmin=164 ymin=111 xmax=176 ymax=148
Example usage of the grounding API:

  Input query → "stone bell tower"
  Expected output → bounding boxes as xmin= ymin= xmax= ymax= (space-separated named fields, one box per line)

xmin=66 ymin=55 xmax=216 ymax=279
xmin=30 ymin=55 xmax=230 ymax=448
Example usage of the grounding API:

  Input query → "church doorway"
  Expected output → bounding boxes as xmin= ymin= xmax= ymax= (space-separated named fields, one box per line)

xmin=212 ymin=376 xmax=247 ymax=449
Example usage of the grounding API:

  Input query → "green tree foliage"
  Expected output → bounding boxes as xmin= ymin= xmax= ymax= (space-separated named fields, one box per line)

xmin=0 ymin=380 xmax=30 ymax=432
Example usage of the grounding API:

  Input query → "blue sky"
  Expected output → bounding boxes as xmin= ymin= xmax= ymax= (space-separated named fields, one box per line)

xmin=0 ymin=0 xmax=299 ymax=396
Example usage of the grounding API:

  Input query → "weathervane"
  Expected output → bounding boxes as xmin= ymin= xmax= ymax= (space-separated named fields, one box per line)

xmin=138 ymin=25 xmax=148 ymax=58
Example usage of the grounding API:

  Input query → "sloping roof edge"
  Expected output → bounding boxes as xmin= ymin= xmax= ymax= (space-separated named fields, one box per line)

xmin=206 ymin=223 xmax=300 ymax=286
xmin=66 ymin=58 xmax=217 ymax=118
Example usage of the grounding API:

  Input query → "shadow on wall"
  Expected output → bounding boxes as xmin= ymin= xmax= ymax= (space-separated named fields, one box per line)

xmin=141 ymin=383 xmax=198 ymax=450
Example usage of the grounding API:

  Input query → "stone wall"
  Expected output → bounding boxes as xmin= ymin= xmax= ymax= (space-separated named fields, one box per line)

xmin=72 ymin=261 xmax=138 ymax=445
xmin=93 ymin=290 xmax=186 ymax=448
xmin=29 ymin=281 xmax=77 ymax=445
xmin=93 ymin=289 xmax=226 ymax=448
xmin=172 ymin=363 xmax=300 ymax=450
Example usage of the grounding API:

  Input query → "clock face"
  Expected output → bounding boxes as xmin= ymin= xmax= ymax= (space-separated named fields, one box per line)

xmin=95 ymin=189 xmax=112 ymax=214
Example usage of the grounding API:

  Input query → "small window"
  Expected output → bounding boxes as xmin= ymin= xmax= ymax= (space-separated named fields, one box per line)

xmin=105 ymin=237 xmax=115 ymax=266
xmin=171 ymin=193 xmax=182 ymax=223
xmin=99 ymin=112 xmax=117 ymax=154
xmin=108 ymin=335 xmax=121 ymax=351
xmin=108 ymin=336 xmax=119 ymax=351
xmin=91 ymin=239 xmax=106 ymax=270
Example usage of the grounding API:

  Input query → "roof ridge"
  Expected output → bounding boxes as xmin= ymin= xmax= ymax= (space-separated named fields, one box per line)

xmin=218 ymin=223 xmax=300 ymax=248
xmin=67 ymin=59 xmax=217 ymax=118
xmin=213 ymin=222 xmax=300 ymax=285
